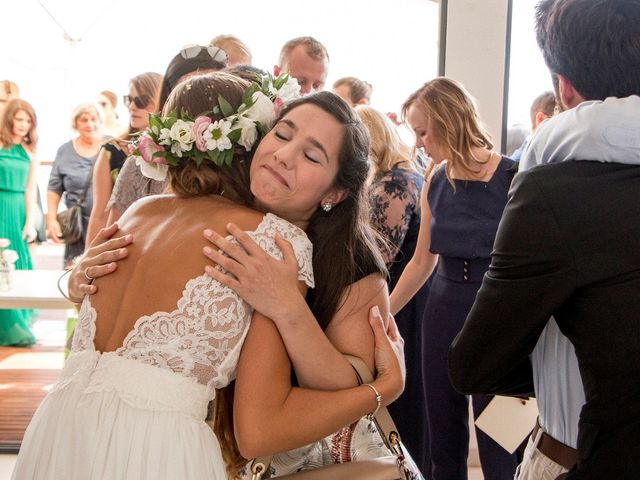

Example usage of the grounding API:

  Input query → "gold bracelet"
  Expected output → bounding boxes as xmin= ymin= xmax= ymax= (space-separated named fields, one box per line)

xmin=362 ymin=383 xmax=382 ymax=419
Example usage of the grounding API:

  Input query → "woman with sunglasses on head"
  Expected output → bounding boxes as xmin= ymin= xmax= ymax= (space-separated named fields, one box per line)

xmin=13 ymin=72 xmax=405 ymax=480
xmin=88 ymin=45 xmax=230 ymax=246
xmin=85 ymin=72 xmax=162 ymax=246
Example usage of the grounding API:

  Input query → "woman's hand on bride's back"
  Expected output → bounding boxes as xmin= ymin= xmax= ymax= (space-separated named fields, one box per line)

xmin=369 ymin=305 xmax=406 ymax=406
xmin=68 ymin=223 xmax=133 ymax=301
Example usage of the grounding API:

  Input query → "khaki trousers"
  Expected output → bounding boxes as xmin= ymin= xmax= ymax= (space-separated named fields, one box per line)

xmin=514 ymin=429 xmax=569 ymax=480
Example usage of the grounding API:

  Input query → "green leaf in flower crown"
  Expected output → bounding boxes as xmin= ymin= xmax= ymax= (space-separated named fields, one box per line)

xmin=164 ymin=154 xmax=179 ymax=167
xmin=148 ymin=115 xmax=164 ymax=136
xmin=210 ymin=148 xmax=222 ymax=166
xmin=242 ymin=84 xmax=259 ymax=107
xmin=218 ymin=95 xmax=234 ymax=118
xmin=273 ymin=73 xmax=288 ymax=90
xmin=224 ymin=149 xmax=233 ymax=167
xmin=228 ymin=128 xmax=242 ymax=143
xmin=194 ymin=149 xmax=205 ymax=166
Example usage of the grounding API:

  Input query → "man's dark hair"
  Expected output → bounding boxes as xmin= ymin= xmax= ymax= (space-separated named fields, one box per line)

xmin=535 ymin=0 xmax=640 ymax=100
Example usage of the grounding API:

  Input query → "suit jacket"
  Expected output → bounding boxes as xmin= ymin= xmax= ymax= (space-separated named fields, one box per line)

xmin=449 ymin=160 xmax=640 ymax=479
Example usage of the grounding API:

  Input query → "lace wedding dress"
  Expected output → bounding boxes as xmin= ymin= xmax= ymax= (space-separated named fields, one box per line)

xmin=12 ymin=214 xmax=314 ymax=480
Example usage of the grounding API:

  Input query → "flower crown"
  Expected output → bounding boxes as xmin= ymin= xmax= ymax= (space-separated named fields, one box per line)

xmin=131 ymin=73 xmax=301 ymax=181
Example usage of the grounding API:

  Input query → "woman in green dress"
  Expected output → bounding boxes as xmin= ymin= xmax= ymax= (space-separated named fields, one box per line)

xmin=0 ymin=98 xmax=39 ymax=346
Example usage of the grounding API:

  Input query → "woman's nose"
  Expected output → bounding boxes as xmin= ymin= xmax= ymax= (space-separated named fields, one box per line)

xmin=274 ymin=145 xmax=295 ymax=169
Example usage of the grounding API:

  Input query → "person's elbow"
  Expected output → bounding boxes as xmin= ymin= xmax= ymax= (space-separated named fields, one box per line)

xmin=234 ymin=418 xmax=273 ymax=459
xmin=448 ymin=347 xmax=486 ymax=394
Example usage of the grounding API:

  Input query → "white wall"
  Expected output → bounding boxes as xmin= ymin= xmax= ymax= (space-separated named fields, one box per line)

xmin=441 ymin=0 xmax=510 ymax=149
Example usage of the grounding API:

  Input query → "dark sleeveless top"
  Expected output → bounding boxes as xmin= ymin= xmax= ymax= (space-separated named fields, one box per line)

xmin=103 ymin=140 xmax=127 ymax=184
xmin=428 ymin=156 xmax=515 ymax=260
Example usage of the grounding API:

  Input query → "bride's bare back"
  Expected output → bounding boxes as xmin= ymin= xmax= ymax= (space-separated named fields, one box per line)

xmin=91 ymin=194 xmax=264 ymax=353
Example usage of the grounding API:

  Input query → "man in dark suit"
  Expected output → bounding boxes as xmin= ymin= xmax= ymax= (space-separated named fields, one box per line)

xmin=448 ymin=1 xmax=640 ymax=478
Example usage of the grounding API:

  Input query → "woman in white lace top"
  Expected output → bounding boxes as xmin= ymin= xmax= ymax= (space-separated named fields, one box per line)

xmin=14 ymin=74 xmax=404 ymax=480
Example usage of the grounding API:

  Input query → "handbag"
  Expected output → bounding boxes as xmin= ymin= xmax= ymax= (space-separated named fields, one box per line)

xmin=248 ymin=355 xmax=425 ymax=480
xmin=57 ymin=163 xmax=93 ymax=244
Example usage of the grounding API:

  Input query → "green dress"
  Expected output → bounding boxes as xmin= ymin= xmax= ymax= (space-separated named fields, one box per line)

xmin=0 ymin=143 xmax=36 ymax=346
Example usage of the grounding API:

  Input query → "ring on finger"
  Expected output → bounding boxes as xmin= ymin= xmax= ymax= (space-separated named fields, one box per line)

xmin=84 ymin=268 xmax=94 ymax=282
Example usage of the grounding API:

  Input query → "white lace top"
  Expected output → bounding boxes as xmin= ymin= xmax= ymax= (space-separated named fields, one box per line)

xmin=70 ymin=213 xmax=314 ymax=396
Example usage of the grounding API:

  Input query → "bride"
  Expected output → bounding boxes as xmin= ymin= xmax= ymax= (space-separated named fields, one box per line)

xmin=12 ymin=72 xmax=404 ymax=479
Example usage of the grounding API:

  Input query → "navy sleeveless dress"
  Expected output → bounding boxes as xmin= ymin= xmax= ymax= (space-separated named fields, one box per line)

xmin=423 ymin=157 xmax=518 ymax=480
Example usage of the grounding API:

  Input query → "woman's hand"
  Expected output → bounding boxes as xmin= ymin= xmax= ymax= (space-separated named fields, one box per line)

xmin=45 ymin=217 xmax=64 ymax=244
xmin=22 ymin=222 xmax=37 ymax=243
xmin=68 ymin=223 xmax=132 ymax=300
xmin=369 ymin=306 xmax=406 ymax=406
xmin=202 ymin=223 xmax=304 ymax=321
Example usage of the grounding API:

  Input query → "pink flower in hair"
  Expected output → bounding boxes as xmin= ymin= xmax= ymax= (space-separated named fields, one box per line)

xmin=193 ymin=116 xmax=213 ymax=152
xmin=274 ymin=97 xmax=285 ymax=118
xmin=138 ymin=135 xmax=166 ymax=164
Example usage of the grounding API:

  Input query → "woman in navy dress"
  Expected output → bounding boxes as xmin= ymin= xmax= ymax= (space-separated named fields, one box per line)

xmin=390 ymin=77 xmax=518 ymax=480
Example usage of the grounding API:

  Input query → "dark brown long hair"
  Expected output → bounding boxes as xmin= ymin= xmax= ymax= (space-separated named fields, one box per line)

xmin=281 ymin=92 xmax=387 ymax=329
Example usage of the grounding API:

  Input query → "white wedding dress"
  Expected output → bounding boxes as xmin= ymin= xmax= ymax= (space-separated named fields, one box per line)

xmin=12 ymin=214 xmax=314 ymax=480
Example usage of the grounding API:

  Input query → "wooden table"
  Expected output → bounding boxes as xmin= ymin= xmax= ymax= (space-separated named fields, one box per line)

xmin=0 ymin=269 xmax=74 ymax=309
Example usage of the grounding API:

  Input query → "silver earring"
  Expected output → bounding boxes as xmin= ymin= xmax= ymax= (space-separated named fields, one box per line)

xmin=321 ymin=202 xmax=332 ymax=212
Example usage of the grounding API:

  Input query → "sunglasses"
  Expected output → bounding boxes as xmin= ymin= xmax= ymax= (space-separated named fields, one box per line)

xmin=123 ymin=94 xmax=150 ymax=109
xmin=180 ymin=44 xmax=228 ymax=64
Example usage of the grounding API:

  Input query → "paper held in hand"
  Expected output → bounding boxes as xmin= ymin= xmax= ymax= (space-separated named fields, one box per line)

xmin=474 ymin=396 xmax=539 ymax=453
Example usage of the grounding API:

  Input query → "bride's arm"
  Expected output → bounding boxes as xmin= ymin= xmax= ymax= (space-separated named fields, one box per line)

xmin=233 ymin=305 xmax=404 ymax=459
xmin=203 ymin=226 xmax=387 ymax=389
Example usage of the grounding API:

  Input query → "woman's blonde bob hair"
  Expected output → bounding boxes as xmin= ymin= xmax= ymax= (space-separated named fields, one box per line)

xmin=402 ymin=77 xmax=493 ymax=184
xmin=355 ymin=105 xmax=421 ymax=180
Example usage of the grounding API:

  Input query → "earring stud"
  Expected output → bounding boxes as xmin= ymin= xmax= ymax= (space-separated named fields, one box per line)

xmin=321 ymin=202 xmax=332 ymax=212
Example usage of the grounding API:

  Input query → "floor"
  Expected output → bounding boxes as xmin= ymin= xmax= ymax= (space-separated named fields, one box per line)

xmin=0 ymin=242 xmax=486 ymax=479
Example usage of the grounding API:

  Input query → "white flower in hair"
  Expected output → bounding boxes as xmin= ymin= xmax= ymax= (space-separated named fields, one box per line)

xmin=169 ymin=119 xmax=196 ymax=153
xmin=235 ymin=115 xmax=258 ymax=151
xmin=271 ymin=76 xmax=301 ymax=104
xmin=158 ymin=127 xmax=172 ymax=146
xmin=242 ymin=91 xmax=276 ymax=129
xmin=204 ymin=119 xmax=233 ymax=151
xmin=135 ymin=156 xmax=169 ymax=182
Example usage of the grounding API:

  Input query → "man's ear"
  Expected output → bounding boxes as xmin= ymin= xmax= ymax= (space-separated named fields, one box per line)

xmin=534 ymin=111 xmax=550 ymax=129
xmin=356 ymin=98 xmax=368 ymax=106
xmin=557 ymin=75 xmax=586 ymax=110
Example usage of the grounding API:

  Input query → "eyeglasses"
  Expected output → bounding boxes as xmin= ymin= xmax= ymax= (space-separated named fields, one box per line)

xmin=123 ymin=94 xmax=150 ymax=109
xmin=179 ymin=44 xmax=228 ymax=64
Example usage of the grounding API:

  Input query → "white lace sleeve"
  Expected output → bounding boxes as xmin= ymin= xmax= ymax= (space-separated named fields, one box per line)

xmin=253 ymin=213 xmax=314 ymax=288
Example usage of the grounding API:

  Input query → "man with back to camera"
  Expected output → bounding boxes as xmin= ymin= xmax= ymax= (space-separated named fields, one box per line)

xmin=275 ymin=36 xmax=329 ymax=95
xmin=448 ymin=0 xmax=640 ymax=478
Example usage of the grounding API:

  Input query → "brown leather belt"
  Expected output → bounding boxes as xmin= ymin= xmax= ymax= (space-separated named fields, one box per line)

xmin=532 ymin=422 xmax=578 ymax=470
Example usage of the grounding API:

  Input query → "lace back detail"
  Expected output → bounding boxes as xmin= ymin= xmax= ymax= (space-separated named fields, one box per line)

xmin=70 ymin=213 xmax=314 ymax=393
